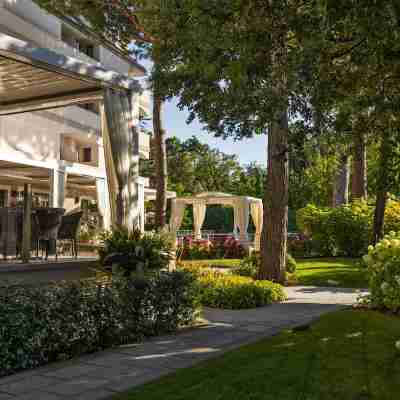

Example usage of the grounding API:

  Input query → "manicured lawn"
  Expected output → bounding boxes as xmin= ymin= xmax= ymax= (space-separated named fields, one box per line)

xmin=294 ymin=257 xmax=367 ymax=288
xmin=180 ymin=259 xmax=241 ymax=268
xmin=113 ymin=310 xmax=400 ymax=400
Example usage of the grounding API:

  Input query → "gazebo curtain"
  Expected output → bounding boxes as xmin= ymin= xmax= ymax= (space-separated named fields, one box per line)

xmin=234 ymin=199 xmax=250 ymax=240
xmin=103 ymin=88 xmax=140 ymax=229
xmin=250 ymin=202 xmax=263 ymax=250
xmin=170 ymin=200 xmax=186 ymax=232
xmin=193 ymin=201 xmax=207 ymax=239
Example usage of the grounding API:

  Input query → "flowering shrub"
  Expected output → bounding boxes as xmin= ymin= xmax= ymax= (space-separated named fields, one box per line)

xmin=179 ymin=236 xmax=245 ymax=260
xmin=197 ymin=271 xmax=286 ymax=309
xmin=0 ymin=271 xmax=199 ymax=377
xmin=363 ymin=231 xmax=400 ymax=313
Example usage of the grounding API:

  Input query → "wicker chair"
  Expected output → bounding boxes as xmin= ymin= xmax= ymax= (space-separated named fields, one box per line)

xmin=57 ymin=212 xmax=83 ymax=259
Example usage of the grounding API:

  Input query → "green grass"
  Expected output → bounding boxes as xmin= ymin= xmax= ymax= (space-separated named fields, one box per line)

xmin=294 ymin=257 xmax=367 ymax=288
xmin=113 ymin=310 xmax=400 ymax=400
xmin=180 ymin=259 xmax=241 ymax=268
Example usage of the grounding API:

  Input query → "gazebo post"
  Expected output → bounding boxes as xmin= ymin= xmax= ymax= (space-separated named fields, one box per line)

xmin=21 ymin=183 xmax=32 ymax=263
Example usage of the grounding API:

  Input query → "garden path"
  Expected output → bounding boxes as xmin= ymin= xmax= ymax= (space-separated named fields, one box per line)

xmin=0 ymin=286 xmax=367 ymax=400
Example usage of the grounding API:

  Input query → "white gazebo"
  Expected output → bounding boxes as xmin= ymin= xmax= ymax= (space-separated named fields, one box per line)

xmin=170 ymin=192 xmax=263 ymax=250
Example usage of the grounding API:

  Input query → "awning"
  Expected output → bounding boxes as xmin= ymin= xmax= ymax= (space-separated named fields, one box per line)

xmin=0 ymin=32 xmax=142 ymax=116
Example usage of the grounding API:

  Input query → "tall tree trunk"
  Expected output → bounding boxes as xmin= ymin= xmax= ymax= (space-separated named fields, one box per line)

xmin=260 ymin=114 xmax=289 ymax=284
xmin=332 ymin=153 xmax=350 ymax=207
xmin=351 ymin=131 xmax=367 ymax=200
xmin=259 ymin=5 xmax=289 ymax=284
xmin=372 ymin=129 xmax=391 ymax=244
xmin=153 ymin=93 xmax=168 ymax=229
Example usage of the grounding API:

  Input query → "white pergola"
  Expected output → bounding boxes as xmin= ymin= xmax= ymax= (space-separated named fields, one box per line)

xmin=0 ymin=32 xmax=144 ymax=260
xmin=170 ymin=192 xmax=263 ymax=250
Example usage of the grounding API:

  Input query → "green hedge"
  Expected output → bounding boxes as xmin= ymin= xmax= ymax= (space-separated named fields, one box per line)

xmin=0 ymin=271 xmax=199 ymax=377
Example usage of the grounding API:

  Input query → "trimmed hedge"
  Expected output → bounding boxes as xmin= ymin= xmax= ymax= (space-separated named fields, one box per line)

xmin=198 ymin=272 xmax=286 ymax=309
xmin=0 ymin=271 xmax=199 ymax=377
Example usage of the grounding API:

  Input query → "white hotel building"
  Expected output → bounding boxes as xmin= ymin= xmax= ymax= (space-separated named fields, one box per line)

xmin=0 ymin=0 xmax=154 ymax=230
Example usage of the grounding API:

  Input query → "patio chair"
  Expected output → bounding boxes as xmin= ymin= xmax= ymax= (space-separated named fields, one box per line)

xmin=57 ymin=211 xmax=83 ymax=259
xmin=34 ymin=208 xmax=65 ymax=260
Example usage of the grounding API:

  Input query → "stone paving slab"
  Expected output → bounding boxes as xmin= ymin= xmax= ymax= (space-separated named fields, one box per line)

xmin=0 ymin=286 xmax=363 ymax=399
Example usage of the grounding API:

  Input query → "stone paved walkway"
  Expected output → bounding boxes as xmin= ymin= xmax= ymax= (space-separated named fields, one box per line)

xmin=0 ymin=286 xmax=367 ymax=400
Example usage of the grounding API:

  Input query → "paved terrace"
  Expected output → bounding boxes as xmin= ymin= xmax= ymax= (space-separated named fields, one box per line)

xmin=0 ymin=286 xmax=367 ymax=400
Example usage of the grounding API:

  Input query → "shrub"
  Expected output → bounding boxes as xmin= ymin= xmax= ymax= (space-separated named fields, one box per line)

xmin=287 ymin=233 xmax=313 ymax=257
xmin=363 ymin=232 xmax=400 ymax=313
xmin=179 ymin=236 xmax=245 ymax=260
xmin=286 ymin=254 xmax=297 ymax=273
xmin=297 ymin=201 xmax=373 ymax=257
xmin=98 ymin=228 xmax=173 ymax=275
xmin=197 ymin=272 xmax=286 ymax=309
xmin=233 ymin=252 xmax=296 ymax=277
xmin=0 ymin=271 xmax=199 ymax=377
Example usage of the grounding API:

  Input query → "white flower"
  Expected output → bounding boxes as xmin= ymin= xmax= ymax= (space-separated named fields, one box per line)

xmin=395 ymin=340 xmax=400 ymax=351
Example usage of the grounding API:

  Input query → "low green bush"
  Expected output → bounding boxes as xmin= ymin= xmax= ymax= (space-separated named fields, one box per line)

xmin=98 ymin=228 xmax=173 ymax=275
xmin=363 ymin=232 xmax=400 ymax=313
xmin=233 ymin=252 xmax=296 ymax=277
xmin=197 ymin=272 xmax=286 ymax=309
xmin=0 ymin=271 xmax=199 ymax=377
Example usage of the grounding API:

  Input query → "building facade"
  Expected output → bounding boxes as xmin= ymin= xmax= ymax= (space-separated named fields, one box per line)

xmin=0 ymin=0 xmax=153 ymax=230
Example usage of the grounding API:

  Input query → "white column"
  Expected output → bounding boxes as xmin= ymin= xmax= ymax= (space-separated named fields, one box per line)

xmin=49 ymin=167 xmax=67 ymax=208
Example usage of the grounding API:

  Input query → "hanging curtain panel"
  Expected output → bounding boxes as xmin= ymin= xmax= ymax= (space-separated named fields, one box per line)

xmin=193 ymin=201 xmax=207 ymax=240
xmin=250 ymin=201 xmax=263 ymax=251
xmin=170 ymin=199 xmax=186 ymax=232
xmin=102 ymin=88 xmax=140 ymax=230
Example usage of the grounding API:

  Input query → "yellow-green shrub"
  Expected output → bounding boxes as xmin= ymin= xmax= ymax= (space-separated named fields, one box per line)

xmin=197 ymin=272 xmax=286 ymax=309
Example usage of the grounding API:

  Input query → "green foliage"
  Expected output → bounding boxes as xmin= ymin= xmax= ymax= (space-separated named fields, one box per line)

xmin=196 ymin=271 xmax=286 ymax=310
xmin=286 ymin=254 xmax=297 ymax=274
xmin=297 ymin=202 xmax=373 ymax=257
xmin=98 ymin=229 xmax=173 ymax=275
xmin=233 ymin=252 xmax=296 ymax=277
xmin=363 ymin=232 xmax=400 ymax=313
xmin=0 ymin=272 xmax=200 ymax=377
xmin=297 ymin=200 xmax=400 ymax=257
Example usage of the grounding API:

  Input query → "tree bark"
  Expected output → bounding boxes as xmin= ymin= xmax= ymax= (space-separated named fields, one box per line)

xmin=259 ymin=5 xmax=289 ymax=284
xmin=332 ymin=153 xmax=350 ymax=207
xmin=351 ymin=131 xmax=367 ymax=200
xmin=372 ymin=129 xmax=391 ymax=244
xmin=259 ymin=114 xmax=289 ymax=284
xmin=153 ymin=93 xmax=168 ymax=229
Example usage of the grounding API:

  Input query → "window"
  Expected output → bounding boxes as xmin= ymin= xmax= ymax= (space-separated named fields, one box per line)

xmin=82 ymin=147 xmax=92 ymax=163
xmin=0 ymin=190 xmax=8 ymax=208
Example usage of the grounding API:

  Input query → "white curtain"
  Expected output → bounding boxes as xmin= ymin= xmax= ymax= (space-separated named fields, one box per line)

xmin=170 ymin=200 xmax=186 ymax=232
xmin=234 ymin=199 xmax=250 ymax=241
xmin=103 ymin=88 xmax=140 ymax=230
xmin=96 ymin=178 xmax=111 ymax=230
xmin=193 ymin=201 xmax=207 ymax=239
xmin=251 ymin=201 xmax=263 ymax=250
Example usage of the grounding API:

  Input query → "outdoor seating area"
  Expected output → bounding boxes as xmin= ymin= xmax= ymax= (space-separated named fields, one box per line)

xmin=0 ymin=206 xmax=83 ymax=261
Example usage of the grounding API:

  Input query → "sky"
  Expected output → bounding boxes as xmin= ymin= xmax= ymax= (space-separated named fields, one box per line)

xmin=161 ymin=97 xmax=268 ymax=166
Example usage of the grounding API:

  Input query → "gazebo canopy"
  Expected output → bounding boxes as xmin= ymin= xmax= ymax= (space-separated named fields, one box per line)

xmin=170 ymin=192 xmax=263 ymax=250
